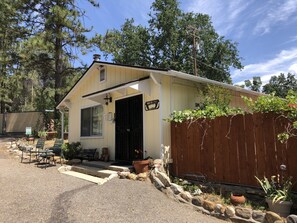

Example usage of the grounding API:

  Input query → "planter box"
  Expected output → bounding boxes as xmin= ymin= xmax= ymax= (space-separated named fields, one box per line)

xmin=133 ymin=160 xmax=150 ymax=174
xmin=266 ymin=198 xmax=293 ymax=217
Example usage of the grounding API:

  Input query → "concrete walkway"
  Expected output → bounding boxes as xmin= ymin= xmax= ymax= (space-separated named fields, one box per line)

xmin=0 ymin=137 xmax=225 ymax=223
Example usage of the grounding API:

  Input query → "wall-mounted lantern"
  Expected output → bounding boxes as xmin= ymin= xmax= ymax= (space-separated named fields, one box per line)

xmin=145 ymin=99 xmax=160 ymax=111
xmin=104 ymin=93 xmax=112 ymax=105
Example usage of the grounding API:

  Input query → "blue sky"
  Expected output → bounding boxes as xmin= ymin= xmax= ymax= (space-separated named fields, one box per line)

xmin=79 ymin=0 xmax=297 ymax=85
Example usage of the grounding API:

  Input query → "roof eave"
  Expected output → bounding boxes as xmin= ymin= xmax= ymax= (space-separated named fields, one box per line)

xmin=167 ymin=70 xmax=265 ymax=96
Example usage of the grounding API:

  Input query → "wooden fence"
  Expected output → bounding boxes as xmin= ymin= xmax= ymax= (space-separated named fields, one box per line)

xmin=171 ymin=112 xmax=297 ymax=190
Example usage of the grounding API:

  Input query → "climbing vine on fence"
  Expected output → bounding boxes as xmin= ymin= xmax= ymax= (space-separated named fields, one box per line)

xmin=242 ymin=91 xmax=297 ymax=143
xmin=168 ymin=89 xmax=297 ymax=144
xmin=167 ymin=85 xmax=244 ymax=123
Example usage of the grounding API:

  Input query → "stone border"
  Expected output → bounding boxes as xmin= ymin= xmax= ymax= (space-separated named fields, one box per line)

xmin=147 ymin=162 xmax=297 ymax=223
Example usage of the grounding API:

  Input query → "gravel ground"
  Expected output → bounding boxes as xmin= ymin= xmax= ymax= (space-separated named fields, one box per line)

xmin=0 ymin=137 xmax=225 ymax=223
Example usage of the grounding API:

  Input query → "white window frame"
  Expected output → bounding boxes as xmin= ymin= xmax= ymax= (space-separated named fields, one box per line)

xmin=80 ymin=104 xmax=104 ymax=138
xmin=99 ymin=67 xmax=106 ymax=83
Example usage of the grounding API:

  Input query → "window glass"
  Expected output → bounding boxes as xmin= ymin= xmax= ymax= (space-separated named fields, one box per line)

xmin=100 ymin=68 xmax=105 ymax=82
xmin=81 ymin=105 xmax=103 ymax=137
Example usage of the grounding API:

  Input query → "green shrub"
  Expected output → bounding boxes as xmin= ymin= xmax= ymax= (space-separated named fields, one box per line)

xmin=62 ymin=142 xmax=82 ymax=160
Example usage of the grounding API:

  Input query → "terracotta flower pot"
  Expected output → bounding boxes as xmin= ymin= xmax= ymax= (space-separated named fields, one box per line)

xmin=230 ymin=193 xmax=246 ymax=206
xmin=133 ymin=160 xmax=150 ymax=174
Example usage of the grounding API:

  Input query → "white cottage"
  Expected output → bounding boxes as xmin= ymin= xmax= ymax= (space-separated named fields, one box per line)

xmin=57 ymin=60 xmax=260 ymax=161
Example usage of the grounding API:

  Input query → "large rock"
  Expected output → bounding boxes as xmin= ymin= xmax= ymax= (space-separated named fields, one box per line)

xmin=137 ymin=172 xmax=148 ymax=181
xmin=287 ymin=215 xmax=297 ymax=223
xmin=170 ymin=183 xmax=184 ymax=195
xmin=235 ymin=207 xmax=252 ymax=219
xmin=153 ymin=159 xmax=165 ymax=172
xmin=252 ymin=210 xmax=265 ymax=222
xmin=127 ymin=173 xmax=138 ymax=180
xmin=265 ymin=211 xmax=283 ymax=223
xmin=229 ymin=216 xmax=254 ymax=223
xmin=150 ymin=173 xmax=165 ymax=190
xmin=225 ymin=206 xmax=236 ymax=218
xmin=180 ymin=191 xmax=192 ymax=202
xmin=202 ymin=200 xmax=216 ymax=212
xmin=192 ymin=196 xmax=204 ymax=207
xmin=153 ymin=169 xmax=171 ymax=187
xmin=214 ymin=204 xmax=225 ymax=215
xmin=117 ymin=171 xmax=130 ymax=179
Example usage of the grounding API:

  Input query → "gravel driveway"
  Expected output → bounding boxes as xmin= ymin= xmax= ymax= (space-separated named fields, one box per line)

xmin=0 ymin=137 xmax=224 ymax=223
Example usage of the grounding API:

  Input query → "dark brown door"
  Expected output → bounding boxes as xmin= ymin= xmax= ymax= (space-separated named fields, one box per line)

xmin=115 ymin=95 xmax=143 ymax=161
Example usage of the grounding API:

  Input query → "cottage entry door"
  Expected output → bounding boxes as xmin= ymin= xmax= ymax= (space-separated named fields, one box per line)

xmin=115 ymin=94 xmax=143 ymax=161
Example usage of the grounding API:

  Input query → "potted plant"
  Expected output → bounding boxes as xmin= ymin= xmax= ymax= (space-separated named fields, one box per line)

xmin=230 ymin=193 xmax=246 ymax=206
xmin=38 ymin=130 xmax=48 ymax=139
xmin=132 ymin=149 xmax=151 ymax=174
xmin=255 ymin=174 xmax=293 ymax=217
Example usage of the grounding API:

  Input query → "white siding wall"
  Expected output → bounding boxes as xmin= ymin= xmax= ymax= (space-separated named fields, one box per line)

xmin=143 ymin=79 xmax=161 ymax=159
xmin=66 ymin=64 xmax=258 ymax=161
xmin=67 ymin=65 xmax=160 ymax=160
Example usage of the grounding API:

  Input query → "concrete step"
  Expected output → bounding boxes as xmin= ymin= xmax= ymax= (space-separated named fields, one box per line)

xmin=61 ymin=170 xmax=108 ymax=185
xmin=58 ymin=161 xmax=134 ymax=184
xmin=58 ymin=165 xmax=118 ymax=185
xmin=81 ymin=160 xmax=132 ymax=172
xmin=71 ymin=165 xmax=118 ymax=178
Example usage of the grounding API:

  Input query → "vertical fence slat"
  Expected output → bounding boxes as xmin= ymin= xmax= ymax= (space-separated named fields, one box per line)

xmin=202 ymin=119 xmax=215 ymax=181
xmin=228 ymin=115 xmax=240 ymax=184
xmin=170 ymin=112 xmax=296 ymax=190
xmin=236 ymin=115 xmax=249 ymax=184
xmin=244 ymin=114 xmax=257 ymax=185
xmin=253 ymin=113 xmax=266 ymax=178
xmin=213 ymin=117 xmax=223 ymax=181
xmin=221 ymin=116 xmax=231 ymax=182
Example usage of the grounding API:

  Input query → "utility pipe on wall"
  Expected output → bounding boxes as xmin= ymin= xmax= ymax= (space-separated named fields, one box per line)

xmin=59 ymin=110 xmax=64 ymax=140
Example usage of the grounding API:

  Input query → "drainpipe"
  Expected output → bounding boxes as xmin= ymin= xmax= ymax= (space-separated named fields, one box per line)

xmin=59 ymin=109 xmax=64 ymax=140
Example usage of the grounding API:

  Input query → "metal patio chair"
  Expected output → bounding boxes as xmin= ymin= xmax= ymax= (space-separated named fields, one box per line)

xmin=29 ymin=138 xmax=45 ymax=162
xmin=49 ymin=139 xmax=64 ymax=165
xmin=37 ymin=139 xmax=64 ymax=168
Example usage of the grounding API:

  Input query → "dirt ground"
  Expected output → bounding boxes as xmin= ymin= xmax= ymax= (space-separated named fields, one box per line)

xmin=0 ymin=137 xmax=225 ymax=223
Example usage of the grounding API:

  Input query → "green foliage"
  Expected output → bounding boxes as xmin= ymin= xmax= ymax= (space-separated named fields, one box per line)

xmin=169 ymin=106 xmax=243 ymax=123
xmin=168 ymin=85 xmax=243 ymax=122
xmin=242 ymin=93 xmax=287 ymax=113
xmin=199 ymin=85 xmax=232 ymax=109
xmin=62 ymin=142 xmax=82 ymax=160
xmin=95 ymin=19 xmax=151 ymax=67
xmin=37 ymin=131 xmax=47 ymax=138
xmin=0 ymin=0 xmax=29 ymax=112
xmin=244 ymin=76 xmax=262 ymax=92
xmin=263 ymin=73 xmax=297 ymax=98
xmin=255 ymin=175 xmax=293 ymax=202
xmin=243 ymin=91 xmax=297 ymax=143
xmin=94 ymin=0 xmax=243 ymax=83
xmin=0 ymin=0 xmax=99 ymax=114
xmin=171 ymin=177 xmax=201 ymax=194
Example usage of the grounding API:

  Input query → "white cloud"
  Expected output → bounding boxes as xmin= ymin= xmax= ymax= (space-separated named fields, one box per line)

xmin=232 ymin=48 xmax=297 ymax=85
xmin=185 ymin=0 xmax=251 ymax=36
xmin=253 ymin=0 xmax=297 ymax=35
xmin=288 ymin=63 xmax=297 ymax=73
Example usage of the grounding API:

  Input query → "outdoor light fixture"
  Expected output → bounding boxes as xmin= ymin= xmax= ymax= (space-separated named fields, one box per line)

xmin=145 ymin=99 xmax=160 ymax=111
xmin=104 ymin=93 xmax=112 ymax=105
